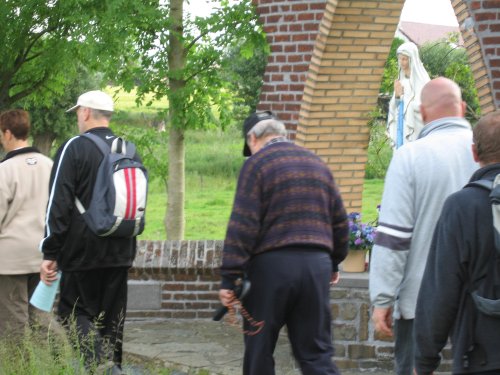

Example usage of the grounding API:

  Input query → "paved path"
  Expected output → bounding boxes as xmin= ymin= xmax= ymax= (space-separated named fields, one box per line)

xmin=123 ymin=320 xmax=389 ymax=375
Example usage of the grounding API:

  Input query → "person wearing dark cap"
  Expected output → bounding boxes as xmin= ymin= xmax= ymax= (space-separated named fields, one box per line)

xmin=219 ymin=111 xmax=349 ymax=375
xmin=39 ymin=90 xmax=142 ymax=374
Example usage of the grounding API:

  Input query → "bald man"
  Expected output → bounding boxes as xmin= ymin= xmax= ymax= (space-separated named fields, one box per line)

xmin=369 ymin=77 xmax=479 ymax=375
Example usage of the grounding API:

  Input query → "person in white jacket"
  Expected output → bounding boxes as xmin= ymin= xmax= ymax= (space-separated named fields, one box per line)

xmin=0 ymin=109 xmax=53 ymax=339
xmin=369 ymin=77 xmax=478 ymax=374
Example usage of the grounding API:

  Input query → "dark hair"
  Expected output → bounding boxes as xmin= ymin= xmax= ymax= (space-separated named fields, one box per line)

xmin=0 ymin=109 xmax=30 ymax=140
xmin=473 ymin=110 xmax=500 ymax=164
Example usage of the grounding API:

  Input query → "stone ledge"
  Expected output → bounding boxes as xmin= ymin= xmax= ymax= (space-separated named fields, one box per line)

xmin=133 ymin=241 xmax=370 ymax=282
xmin=128 ymin=240 xmax=370 ymax=313
xmin=338 ymin=271 xmax=369 ymax=288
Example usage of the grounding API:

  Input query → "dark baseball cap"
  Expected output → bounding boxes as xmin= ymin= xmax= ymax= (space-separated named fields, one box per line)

xmin=242 ymin=111 xmax=275 ymax=156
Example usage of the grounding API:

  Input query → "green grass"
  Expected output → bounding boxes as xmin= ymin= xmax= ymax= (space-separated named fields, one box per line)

xmin=105 ymin=86 xmax=169 ymax=114
xmin=361 ymin=178 xmax=384 ymax=224
xmin=109 ymin=87 xmax=386 ymax=240
xmin=0 ymin=323 xmax=175 ymax=374
xmin=140 ymin=171 xmax=384 ymax=241
xmin=140 ymin=175 xmax=237 ymax=240
xmin=183 ymin=175 xmax=236 ymax=239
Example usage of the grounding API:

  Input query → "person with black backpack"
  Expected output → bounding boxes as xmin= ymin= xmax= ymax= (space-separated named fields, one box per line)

xmin=39 ymin=90 xmax=147 ymax=375
xmin=414 ymin=110 xmax=500 ymax=375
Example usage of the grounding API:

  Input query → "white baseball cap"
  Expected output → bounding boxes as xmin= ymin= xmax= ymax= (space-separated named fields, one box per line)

xmin=66 ymin=90 xmax=114 ymax=112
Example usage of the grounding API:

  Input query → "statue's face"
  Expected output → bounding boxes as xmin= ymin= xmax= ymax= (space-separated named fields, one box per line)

xmin=398 ymin=54 xmax=410 ymax=74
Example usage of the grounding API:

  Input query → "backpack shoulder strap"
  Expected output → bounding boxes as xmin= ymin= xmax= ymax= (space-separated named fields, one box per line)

xmin=466 ymin=179 xmax=493 ymax=191
xmin=110 ymin=137 xmax=136 ymax=157
xmin=75 ymin=133 xmax=112 ymax=215
xmin=81 ymin=132 xmax=135 ymax=157
xmin=466 ymin=176 xmax=500 ymax=253
xmin=492 ymin=174 xmax=500 ymax=203
xmin=491 ymin=175 xmax=500 ymax=252
xmin=81 ymin=133 xmax=111 ymax=155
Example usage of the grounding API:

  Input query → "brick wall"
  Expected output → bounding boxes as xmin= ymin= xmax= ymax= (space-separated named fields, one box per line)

xmin=127 ymin=240 xmax=222 ymax=319
xmin=253 ymin=0 xmax=499 ymax=213
xmin=295 ymin=0 xmax=404 ymax=210
xmin=127 ymin=240 xmax=452 ymax=372
xmin=254 ymin=0 xmax=326 ymax=136
xmin=453 ymin=0 xmax=500 ymax=111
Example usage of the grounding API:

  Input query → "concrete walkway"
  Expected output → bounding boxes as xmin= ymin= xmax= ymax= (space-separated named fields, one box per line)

xmin=123 ymin=319 xmax=388 ymax=375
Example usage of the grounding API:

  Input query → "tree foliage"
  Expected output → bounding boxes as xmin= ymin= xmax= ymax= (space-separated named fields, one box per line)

xmin=0 ymin=0 xmax=159 ymax=110
xmin=420 ymin=40 xmax=480 ymax=121
xmin=109 ymin=0 xmax=267 ymax=131
xmin=223 ymin=42 xmax=269 ymax=121
xmin=20 ymin=68 xmax=105 ymax=156
xmin=107 ymin=0 xmax=267 ymax=239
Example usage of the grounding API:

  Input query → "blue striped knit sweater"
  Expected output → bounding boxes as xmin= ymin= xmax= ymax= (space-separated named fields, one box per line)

xmin=220 ymin=141 xmax=349 ymax=289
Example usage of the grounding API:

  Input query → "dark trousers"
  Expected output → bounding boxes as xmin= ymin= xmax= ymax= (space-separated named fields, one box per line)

xmin=394 ymin=318 xmax=414 ymax=375
xmin=58 ymin=267 xmax=129 ymax=367
xmin=242 ymin=249 xmax=339 ymax=375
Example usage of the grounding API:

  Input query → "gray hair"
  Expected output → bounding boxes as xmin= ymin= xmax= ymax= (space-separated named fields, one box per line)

xmin=247 ymin=119 xmax=287 ymax=139
xmin=90 ymin=108 xmax=113 ymax=121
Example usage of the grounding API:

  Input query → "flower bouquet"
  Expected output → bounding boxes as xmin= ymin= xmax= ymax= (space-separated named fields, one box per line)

xmin=342 ymin=212 xmax=377 ymax=272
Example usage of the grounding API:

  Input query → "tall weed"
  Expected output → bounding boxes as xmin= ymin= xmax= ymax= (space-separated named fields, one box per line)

xmin=0 ymin=325 xmax=86 ymax=375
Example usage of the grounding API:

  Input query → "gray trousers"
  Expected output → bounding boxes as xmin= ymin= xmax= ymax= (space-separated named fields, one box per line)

xmin=0 ymin=273 xmax=52 ymax=339
xmin=394 ymin=318 xmax=414 ymax=375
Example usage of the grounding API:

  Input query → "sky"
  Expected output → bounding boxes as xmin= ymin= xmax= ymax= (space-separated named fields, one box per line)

xmin=188 ymin=0 xmax=459 ymax=27
xmin=400 ymin=0 xmax=458 ymax=26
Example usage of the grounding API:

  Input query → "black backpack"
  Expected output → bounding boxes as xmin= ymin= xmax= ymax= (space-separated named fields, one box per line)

xmin=74 ymin=133 xmax=148 ymax=238
xmin=466 ymin=174 xmax=500 ymax=317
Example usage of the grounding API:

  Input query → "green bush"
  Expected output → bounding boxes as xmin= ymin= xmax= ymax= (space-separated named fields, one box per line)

xmin=365 ymin=117 xmax=393 ymax=180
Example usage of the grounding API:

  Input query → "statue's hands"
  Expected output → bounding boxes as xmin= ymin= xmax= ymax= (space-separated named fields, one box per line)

xmin=394 ymin=80 xmax=404 ymax=98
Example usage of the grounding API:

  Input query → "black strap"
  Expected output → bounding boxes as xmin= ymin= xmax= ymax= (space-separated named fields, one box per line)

xmin=81 ymin=132 xmax=112 ymax=155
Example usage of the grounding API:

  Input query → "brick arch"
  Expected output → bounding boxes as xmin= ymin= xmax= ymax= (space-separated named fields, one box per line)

xmin=254 ymin=0 xmax=499 ymax=211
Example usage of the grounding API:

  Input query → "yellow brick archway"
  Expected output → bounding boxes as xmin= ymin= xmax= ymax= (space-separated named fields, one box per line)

xmin=255 ymin=0 xmax=499 ymax=211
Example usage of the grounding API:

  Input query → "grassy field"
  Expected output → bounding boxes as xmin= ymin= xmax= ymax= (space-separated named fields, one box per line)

xmin=105 ymin=86 xmax=169 ymax=114
xmin=140 ymin=159 xmax=384 ymax=241
xmin=109 ymin=88 xmax=386 ymax=241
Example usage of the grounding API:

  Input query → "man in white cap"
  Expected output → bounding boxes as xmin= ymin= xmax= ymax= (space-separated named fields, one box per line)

xmin=40 ymin=90 xmax=141 ymax=374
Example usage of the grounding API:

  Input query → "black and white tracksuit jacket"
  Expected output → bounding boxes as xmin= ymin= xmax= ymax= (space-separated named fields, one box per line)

xmin=40 ymin=127 xmax=139 ymax=271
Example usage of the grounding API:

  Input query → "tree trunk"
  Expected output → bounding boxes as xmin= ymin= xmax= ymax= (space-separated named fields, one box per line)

xmin=165 ymin=127 xmax=185 ymax=239
xmin=164 ymin=0 xmax=186 ymax=240
xmin=32 ymin=132 xmax=55 ymax=156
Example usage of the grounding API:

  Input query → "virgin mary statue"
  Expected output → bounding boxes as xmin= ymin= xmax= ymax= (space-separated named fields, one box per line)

xmin=386 ymin=42 xmax=430 ymax=148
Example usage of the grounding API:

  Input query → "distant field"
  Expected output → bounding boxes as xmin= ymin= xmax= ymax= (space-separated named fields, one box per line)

xmin=140 ymin=171 xmax=384 ymax=241
xmin=105 ymin=86 xmax=168 ymax=113
xmin=109 ymin=86 xmax=385 ymax=240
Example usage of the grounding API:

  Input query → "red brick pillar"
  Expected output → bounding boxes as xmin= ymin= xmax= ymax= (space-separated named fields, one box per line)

xmin=254 ymin=0 xmax=327 ymax=137
xmin=253 ymin=0 xmax=499 ymax=211
xmin=453 ymin=0 xmax=500 ymax=111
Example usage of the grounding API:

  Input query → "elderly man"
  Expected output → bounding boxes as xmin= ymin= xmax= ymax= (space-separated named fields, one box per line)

xmin=219 ymin=111 xmax=349 ymax=375
xmin=414 ymin=110 xmax=500 ymax=375
xmin=369 ymin=77 xmax=478 ymax=374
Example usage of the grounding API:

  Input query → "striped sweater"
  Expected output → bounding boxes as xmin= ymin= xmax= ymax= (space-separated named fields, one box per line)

xmin=220 ymin=140 xmax=349 ymax=289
